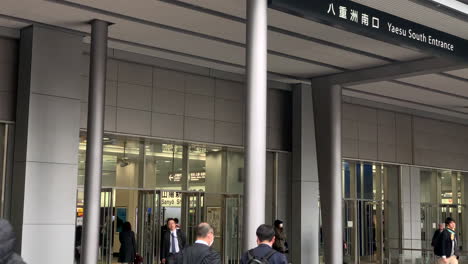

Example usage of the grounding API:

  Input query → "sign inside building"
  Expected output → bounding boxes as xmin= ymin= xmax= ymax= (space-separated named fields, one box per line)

xmin=168 ymin=171 xmax=206 ymax=183
xmin=269 ymin=0 xmax=468 ymax=59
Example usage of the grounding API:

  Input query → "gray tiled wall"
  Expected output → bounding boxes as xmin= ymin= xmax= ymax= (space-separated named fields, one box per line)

xmin=343 ymin=103 xmax=413 ymax=164
xmin=342 ymin=102 xmax=468 ymax=171
xmin=80 ymin=57 xmax=292 ymax=151
xmin=0 ymin=37 xmax=18 ymax=122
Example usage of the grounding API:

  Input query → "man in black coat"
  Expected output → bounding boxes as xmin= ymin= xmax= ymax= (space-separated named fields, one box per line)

xmin=432 ymin=223 xmax=445 ymax=248
xmin=182 ymin=222 xmax=221 ymax=264
xmin=160 ymin=218 xmax=187 ymax=264
xmin=241 ymin=224 xmax=288 ymax=264
xmin=434 ymin=217 xmax=460 ymax=264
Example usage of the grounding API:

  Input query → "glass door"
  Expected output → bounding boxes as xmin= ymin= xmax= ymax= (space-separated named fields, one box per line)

xmin=99 ymin=188 xmax=114 ymax=264
xmin=342 ymin=161 xmax=390 ymax=264
xmin=224 ymin=194 xmax=242 ymax=264
xmin=137 ymin=190 xmax=160 ymax=264
xmin=357 ymin=200 xmax=383 ymax=264
xmin=182 ymin=191 xmax=204 ymax=244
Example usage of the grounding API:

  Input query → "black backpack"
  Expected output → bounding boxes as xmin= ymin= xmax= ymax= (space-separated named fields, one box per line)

xmin=247 ymin=249 xmax=277 ymax=264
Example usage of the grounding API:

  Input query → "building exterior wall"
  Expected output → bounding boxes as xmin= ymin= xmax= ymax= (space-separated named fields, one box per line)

xmin=79 ymin=53 xmax=292 ymax=151
xmin=343 ymin=102 xmax=468 ymax=171
xmin=4 ymin=25 xmax=468 ymax=263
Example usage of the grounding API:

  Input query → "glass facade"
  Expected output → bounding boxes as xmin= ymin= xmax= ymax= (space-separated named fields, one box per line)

xmin=76 ymin=133 xmax=274 ymax=263
xmin=76 ymin=134 xmax=468 ymax=264
xmin=420 ymin=168 xmax=468 ymax=250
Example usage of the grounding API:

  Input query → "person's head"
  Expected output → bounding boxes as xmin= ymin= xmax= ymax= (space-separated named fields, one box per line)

xmin=274 ymin=219 xmax=283 ymax=230
xmin=167 ymin=218 xmax=176 ymax=231
xmin=256 ymin=224 xmax=276 ymax=246
xmin=123 ymin=222 xmax=132 ymax=232
xmin=174 ymin=218 xmax=179 ymax=224
xmin=196 ymin=222 xmax=215 ymax=246
xmin=438 ymin=223 xmax=445 ymax=231
xmin=445 ymin=217 xmax=456 ymax=230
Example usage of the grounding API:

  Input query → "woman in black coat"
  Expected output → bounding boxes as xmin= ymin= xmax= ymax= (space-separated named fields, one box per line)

xmin=118 ymin=222 xmax=136 ymax=264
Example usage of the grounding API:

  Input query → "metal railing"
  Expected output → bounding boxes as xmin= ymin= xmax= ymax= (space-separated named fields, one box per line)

xmin=387 ymin=248 xmax=468 ymax=264
xmin=387 ymin=248 xmax=435 ymax=264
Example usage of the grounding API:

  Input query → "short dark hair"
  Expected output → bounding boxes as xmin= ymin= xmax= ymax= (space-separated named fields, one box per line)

xmin=445 ymin=217 xmax=455 ymax=225
xmin=123 ymin=222 xmax=132 ymax=232
xmin=196 ymin=223 xmax=213 ymax=238
xmin=256 ymin=224 xmax=275 ymax=242
xmin=174 ymin=218 xmax=179 ymax=224
xmin=167 ymin=218 xmax=175 ymax=225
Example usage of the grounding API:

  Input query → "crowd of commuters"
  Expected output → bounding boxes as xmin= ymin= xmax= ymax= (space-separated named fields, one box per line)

xmin=156 ymin=218 xmax=288 ymax=264
xmin=1 ymin=216 xmax=290 ymax=264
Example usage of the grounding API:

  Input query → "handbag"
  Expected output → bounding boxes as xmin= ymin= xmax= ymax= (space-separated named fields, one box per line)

xmin=134 ymin=254 xmax=143 ymax=264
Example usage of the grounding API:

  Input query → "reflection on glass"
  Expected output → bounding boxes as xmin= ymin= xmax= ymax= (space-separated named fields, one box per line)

xmin=77 ymin=134 xmax=246 ymax=195
xmin=145 ymin=143 xmax=183 ymax=190
xmin=226 ymin=150 xmax=244 ymax=194
xmin=189 ymin=145 xmax=222 ymax=192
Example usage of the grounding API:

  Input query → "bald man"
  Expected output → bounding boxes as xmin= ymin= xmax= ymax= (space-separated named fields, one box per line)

xmin=182 ymin=223 xmax=221 ymax=264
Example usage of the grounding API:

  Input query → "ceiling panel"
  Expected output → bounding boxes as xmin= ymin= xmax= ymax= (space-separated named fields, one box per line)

xmin=445 ymin=69 xmax=468 ymax=79
xmin=397 ymin=74 xmax=468 ymax=97
xmin=343 ymin=88 xmax=468 ymax=120
xmin=62 ymin=0 xmax=393 ymax=70
xmin=65 ymin=0 xmax=247 ymax=43
xmin=268 ymin=31 xmax=388 ymax=70
xmin=179 ymin=0 xmax=427 ymax=61
xmin=349 ymin=81 xmax=468 ymax=109
xmin=267 ymin=55 xmax=340 ymax=78
xmin=178 ymin=0 xmax=246 ymax=18
xmin=107 ymin=40 xmax=246 ymax=75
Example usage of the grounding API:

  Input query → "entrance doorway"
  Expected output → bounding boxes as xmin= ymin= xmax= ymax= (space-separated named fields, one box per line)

xmin=76 ymin=188 xmax=242 ymax=264
xmin=420 ymin=203 xmax=465 ymax=249
xmin=341 ymin=161 xmax=399 ymax=264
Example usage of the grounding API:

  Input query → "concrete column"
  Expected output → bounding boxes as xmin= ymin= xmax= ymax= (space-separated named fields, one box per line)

xmin=243 ymin=0 xmax=267 ymax=250
xmin=11 ymin=25 xmax=83 ymax=263
xmin=291 ymin=83 xmax=320 ymax=264
xmin=81 ymin=19 xmax=109 ymax=264
xmin=311 ymin=81 xmax=343 ymax=264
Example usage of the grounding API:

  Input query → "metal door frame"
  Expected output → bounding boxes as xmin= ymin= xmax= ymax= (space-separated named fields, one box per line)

xmin=137 ymin=189 xmax=160 ymax=264
xmin=100 ymin=188 xmax=114 ymax=264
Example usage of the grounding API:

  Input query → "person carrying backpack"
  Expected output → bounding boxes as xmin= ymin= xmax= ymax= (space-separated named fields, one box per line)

xmin=241 ymin=224 xmax=288 ymax=264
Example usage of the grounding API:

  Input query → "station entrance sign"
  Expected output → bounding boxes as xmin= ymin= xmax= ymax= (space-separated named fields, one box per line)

xmin=269 ymin=0 xmax=468 ymax=59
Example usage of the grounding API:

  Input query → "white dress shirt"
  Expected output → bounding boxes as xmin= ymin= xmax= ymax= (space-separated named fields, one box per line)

xmin=195 ymin=240 xmax=209 ymax=246
xmin=170 ymin=230 xmax=180 ymax=253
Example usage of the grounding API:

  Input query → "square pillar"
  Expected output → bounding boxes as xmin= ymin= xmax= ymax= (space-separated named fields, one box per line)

xmin=11 ymin=25 xmax=82 ymax=264
xmin=291 ymin=83 xmax=320 ymax=264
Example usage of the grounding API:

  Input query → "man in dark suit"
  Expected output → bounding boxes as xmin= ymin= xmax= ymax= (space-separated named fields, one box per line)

xmin=182 ymin=222 xmax=221 ymax=264
xmin=434 ymin=217 xmax=460 ymax=264
xmin=241 ymin=224 xmax=288 ymax=264
xmin=160 ymin=218 xmax=187 ymax=264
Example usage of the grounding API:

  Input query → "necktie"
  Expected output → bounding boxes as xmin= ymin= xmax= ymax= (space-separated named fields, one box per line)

xmin=171 ymin=232 xmax=177 ymax=253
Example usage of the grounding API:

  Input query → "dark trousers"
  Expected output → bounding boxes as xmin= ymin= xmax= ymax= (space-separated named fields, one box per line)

xmin=167 ymin=252 xmax=182 ymax=264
